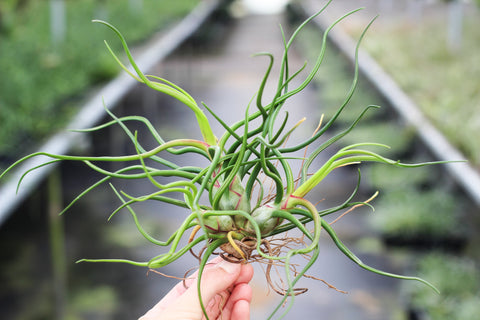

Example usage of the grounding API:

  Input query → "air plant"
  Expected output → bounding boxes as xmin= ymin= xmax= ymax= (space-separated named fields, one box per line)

xmin=2 ymin=2 xmax=445 ymax=319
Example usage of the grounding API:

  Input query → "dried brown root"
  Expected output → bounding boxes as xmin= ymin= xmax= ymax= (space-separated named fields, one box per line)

xmin=147 ymin=269 xmax=187 ymax=281
xmin=216 ymin=234 xmax=346 ymax=297
xmin=302 ymin=273 xmax=348 ymax=294
xmin=329 ymin=191 xmax=379 ymax=225
xmin=220 ymin=236 xmax=264 ymax=261
xmin=188 ymin=225 xmax=203 ymax=260
xmin=188 ymin=227 xmax=347 ymax=298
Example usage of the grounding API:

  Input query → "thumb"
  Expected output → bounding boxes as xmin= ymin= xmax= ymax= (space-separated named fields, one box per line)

xmin=168 ymin=260 xmax=242 ymax=318
xmin=197 ymin=260 xmax=241 ymax=302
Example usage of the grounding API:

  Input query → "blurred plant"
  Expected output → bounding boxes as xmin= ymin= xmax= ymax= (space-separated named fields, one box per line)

xmin=370 ymin=188 xmax=460 ymax=239
xmin=357 ymin=5 xmax=480 ymax=166
xmin=365 ymin=163 xmax=432 ymax=191
xmin=0 ymin=0 xmax=196 ymax=160
xmin=1 ymin=2 xmax=450 ymax=319
xmin=0 ymin=0 xmax=23 ymax=34
xmin=407 ymin=253 xmax=480 ymax=320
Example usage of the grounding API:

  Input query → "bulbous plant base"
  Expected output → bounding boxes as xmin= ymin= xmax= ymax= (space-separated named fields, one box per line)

xmin=193 ymin=234 xmax=333 ymax=297
xmin=220 ymin=238 xmax=257 ymax=263
xmin=220 ymin=237 xmax=259 ymax=261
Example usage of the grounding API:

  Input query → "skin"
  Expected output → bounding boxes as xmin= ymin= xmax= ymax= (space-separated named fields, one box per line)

xmin=139 ymin=257 xmax=254 ymax=320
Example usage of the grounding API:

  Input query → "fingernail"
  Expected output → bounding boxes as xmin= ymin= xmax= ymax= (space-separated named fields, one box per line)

xmin=218 ymin=260 xmax=238 ymax=274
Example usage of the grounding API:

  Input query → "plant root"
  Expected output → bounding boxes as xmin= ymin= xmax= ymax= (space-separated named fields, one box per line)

xmin=208 ymin=234 xmax=347 ymax=297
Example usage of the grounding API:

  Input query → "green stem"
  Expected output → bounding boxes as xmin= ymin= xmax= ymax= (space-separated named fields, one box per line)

xmin=321 ymin=219 xmax=439 ymax=293
xmin=93 ymin=20 xmax=217 ymax=145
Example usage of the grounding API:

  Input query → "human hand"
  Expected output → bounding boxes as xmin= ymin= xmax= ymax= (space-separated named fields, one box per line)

xmin=139 ymin=257 xmax=254 ymax=320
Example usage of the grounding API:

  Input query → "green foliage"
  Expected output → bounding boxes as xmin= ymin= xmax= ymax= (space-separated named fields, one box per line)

xmin=0 ymin=0 xmax=196 ymax=159
xmin=339 ymin=122 xmax=415 ymax=157
xmin=296 ymin=27 xmax=385 ymax=124
xmin=361 ymin=15 xmax=480 ymax=165
xmin=0 ymin=0 xmax=19 ymax=34
xmin=407 ymin=253 xmax=480 ymax=320
xmin=370 ymin=188 xmax=460 ymax=238
xmin=365 ymin=162 xmax=432 ymax=191
xmin=67 ymin=286 xmax=118 ymax=320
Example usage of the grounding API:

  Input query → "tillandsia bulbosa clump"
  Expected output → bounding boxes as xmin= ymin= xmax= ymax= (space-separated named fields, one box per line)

xmin=2 ymin=2 xmax=447 ymax=319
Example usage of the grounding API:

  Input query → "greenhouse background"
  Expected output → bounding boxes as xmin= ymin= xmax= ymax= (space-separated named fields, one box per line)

xmin=0 ymin=0 xmax=479 ymax=319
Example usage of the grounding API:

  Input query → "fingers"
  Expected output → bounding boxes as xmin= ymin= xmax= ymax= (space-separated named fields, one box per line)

xmin=189 ymin=259 xmax=243 ymax=308
xmin=214 ymin=263 xmax=254 ymax=320
xmin=158 ymin=259 xmax=242 ymax=319
xmin=235 ymin=262 xmax=254 ymax=285
xmin=139 ymin=259 xmax=254 ymax=320
xmin=145 ymin=257 xmax=226 ymax=312
xmin=221 ymin=282 xmax=252 ymax=320
xmin=231 ymin=299 xmax=251 ymax=320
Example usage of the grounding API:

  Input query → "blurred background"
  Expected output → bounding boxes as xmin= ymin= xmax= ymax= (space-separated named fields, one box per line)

xmin=0 ymin=0 xmax=479 ymax=319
